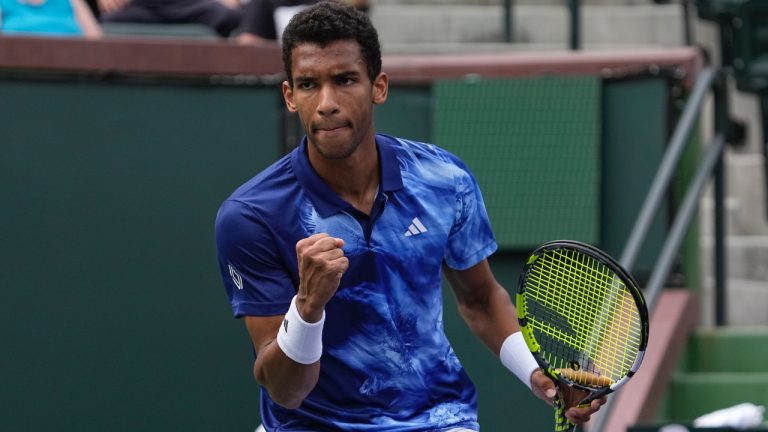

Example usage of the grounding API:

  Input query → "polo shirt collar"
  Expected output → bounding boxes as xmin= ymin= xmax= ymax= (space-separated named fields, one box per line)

xmin=290 ymin=134 xmax=404 ymax=218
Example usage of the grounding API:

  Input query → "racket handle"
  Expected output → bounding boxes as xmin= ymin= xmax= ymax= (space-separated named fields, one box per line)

xmin=554 ymin=388 xmax=578 ymax=432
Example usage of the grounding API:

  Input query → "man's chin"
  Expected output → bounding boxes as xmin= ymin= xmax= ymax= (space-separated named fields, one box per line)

xmin=315 ymin=148 xmax=357 ymax=160
xmin=310 ymin=141 xmax=357 ymax=160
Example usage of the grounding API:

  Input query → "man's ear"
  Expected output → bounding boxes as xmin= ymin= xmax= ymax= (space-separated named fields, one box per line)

xmin=372 ymin=72 xmax=389 ymax=105
xmin=282 ymin=81 xmax=297 ymax=112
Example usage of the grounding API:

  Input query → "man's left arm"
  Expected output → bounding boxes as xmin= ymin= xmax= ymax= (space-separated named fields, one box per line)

xmin=443 ymin=259 xmax=605 ymax=424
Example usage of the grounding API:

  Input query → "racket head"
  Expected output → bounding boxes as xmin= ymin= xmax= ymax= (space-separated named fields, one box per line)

xmin=516 ymin=240 xmax=649 ymax=395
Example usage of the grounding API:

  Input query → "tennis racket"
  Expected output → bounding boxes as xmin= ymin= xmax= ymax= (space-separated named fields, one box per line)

xmin=516 ymin=240 xmax=649 ymax=432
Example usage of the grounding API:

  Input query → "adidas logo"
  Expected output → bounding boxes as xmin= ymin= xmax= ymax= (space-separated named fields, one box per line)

xmin=404 ymin=217 xmax=428 ymax=237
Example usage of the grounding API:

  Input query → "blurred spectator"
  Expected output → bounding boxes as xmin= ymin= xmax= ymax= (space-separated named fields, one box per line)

xmin=0 ymin=0 xmax=102 ymax=37
xmin=235 ymin=0 xmax=367 ymax=44
xmin=235 ymin=0 xmax=314 ymax=44
xmin=98 ymin=0 xmax=242 ymax=37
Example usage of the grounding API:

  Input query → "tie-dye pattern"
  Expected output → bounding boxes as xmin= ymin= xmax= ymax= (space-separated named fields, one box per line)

xmin=215 ymin=134 xmax=497 ymax=431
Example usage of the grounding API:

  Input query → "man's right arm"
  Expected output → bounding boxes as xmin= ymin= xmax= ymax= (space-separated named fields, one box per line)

xmin=243 ymin=233 xmax=348 ymax=409
xmin=244 ymin=315 xmax=320 ymax=409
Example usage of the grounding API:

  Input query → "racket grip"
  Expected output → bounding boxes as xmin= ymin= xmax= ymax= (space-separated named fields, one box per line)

xmin=554 ymin=388 xmax=577 ymax=432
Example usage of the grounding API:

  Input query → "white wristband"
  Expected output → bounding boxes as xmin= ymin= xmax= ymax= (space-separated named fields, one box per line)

xmin=500 ymin=332 xmax=540 ymax=390
xmin=276 ymin=296 xmax=325 ymax=364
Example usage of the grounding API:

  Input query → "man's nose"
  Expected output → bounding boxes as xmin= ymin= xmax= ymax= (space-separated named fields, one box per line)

xmin=317 ymin=86 xmax=340 ymax=116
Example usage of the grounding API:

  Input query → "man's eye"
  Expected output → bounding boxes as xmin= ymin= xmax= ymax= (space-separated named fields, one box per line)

xmin=298 ymin=82 xmax=315 ymax=90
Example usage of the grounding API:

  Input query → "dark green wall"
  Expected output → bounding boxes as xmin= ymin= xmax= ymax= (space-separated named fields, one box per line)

xmin=0 ymin=77 xmax=281 ymax=431
xmin=376 ymin=85 xmax=432 ymax=143
xmin=600 ymin=77 xmax=671 ymax=280
xmin=433 ymin=75 xmax=603 ymax=249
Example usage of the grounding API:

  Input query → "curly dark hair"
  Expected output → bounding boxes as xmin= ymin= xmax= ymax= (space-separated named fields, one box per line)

xmin=281 ymin=1 xmax=382 ymax=86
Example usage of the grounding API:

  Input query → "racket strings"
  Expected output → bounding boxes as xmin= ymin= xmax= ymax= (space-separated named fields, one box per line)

xmin=562 ymin=250 xmax=642 ymax=380
xmin=528 ymin=253 xmax=607 ymax=385
xmin=525 ymin=248 xmax=643 ymax=386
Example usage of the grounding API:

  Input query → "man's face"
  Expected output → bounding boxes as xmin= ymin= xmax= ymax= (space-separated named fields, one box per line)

xmin=282 ymin=40 xmax=387 ymax=160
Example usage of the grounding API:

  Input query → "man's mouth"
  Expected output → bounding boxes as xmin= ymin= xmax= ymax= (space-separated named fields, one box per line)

xmin=314 ymin=123 xmax=349 ymax=133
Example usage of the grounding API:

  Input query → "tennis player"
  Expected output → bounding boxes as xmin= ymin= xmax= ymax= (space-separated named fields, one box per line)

xmin=215 ymin=1 xmax=606 ymax=430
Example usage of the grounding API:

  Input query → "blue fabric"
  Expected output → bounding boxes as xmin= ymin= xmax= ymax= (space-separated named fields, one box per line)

xmin=215 ymin=134 xmax=497 ymax=431
xmin=0 ymin=0 xmax=82 ymax=35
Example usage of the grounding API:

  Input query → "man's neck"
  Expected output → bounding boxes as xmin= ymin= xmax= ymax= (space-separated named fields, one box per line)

xmin=307 ymin=139 xmax=380 ymax=215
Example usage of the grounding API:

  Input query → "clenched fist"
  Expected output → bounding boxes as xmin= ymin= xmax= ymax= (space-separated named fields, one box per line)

xmin=295 ymin=233 xmax=349 ymax=323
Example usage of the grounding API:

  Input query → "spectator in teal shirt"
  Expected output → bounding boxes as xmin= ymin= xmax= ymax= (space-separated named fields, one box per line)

xmin=0 ymin=0 xmax=101 ymax=37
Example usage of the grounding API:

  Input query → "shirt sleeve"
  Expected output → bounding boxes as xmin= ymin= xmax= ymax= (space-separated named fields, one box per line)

xmin=215 ymin=199 xmax=295 ymax=317
xmin=443 ymin=156 xmax=498 ymax=270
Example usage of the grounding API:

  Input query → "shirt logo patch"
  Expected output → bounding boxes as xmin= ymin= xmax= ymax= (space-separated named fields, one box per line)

xmin=228 ymin=264 xmax=243 ymax=290
xmin=404 ymin=217 xmax=428 ymax=237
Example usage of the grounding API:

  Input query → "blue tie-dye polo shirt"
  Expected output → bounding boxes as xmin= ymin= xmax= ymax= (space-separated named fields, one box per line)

xmin=215 ymin=133 xmax=497 ymax=431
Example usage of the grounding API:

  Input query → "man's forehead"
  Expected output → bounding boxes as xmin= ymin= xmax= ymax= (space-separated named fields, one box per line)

xmin=291 ymin=41 xmax=366 ymax=73
xmin=292 ymin=39 xmax=363 ymax=58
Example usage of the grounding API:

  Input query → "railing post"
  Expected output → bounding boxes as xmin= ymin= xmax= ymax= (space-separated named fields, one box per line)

xmin=682 ymin=0 xmax=693 ymax=46
xmin=713 ymin=71 xmax=729 ymax=326
xmin=714 ymin=147 xmax=726 ymax=326
xmin=503 ymin=0 xmax=514 ymax=43
xmin=569 ymin=0 xmax=581 ymax=50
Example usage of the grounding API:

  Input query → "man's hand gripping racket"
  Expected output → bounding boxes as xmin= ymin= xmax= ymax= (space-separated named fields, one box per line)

xmin=517 ymin=240 xmax=649 ymax=432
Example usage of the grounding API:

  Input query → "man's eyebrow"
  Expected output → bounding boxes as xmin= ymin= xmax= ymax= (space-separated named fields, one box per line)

xmin=332 ymin=70 xmax=360 ymax=79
